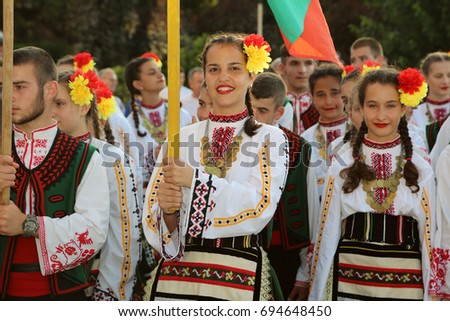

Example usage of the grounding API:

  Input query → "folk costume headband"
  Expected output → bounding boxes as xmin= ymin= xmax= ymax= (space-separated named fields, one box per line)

xmin=243 ymin=33 xmax=272 ymax=74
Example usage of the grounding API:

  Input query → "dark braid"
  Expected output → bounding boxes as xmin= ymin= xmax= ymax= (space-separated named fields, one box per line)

xmin=88 ymin=97 xmax=102 ymax=139
xmin=125 ymin=57 xmax=150 ymax=137
xmin=398 ymin=116 xmax=419 ymax=193
xmin=343 ymin=126 xmax=356 ymax=144
xmin=103 ymin=120 xmax=116 ymax=145
xmin=340 ymin=121 xmax=374 ymax=193
xmin=244 ymin=88 xmax=262 ymax=136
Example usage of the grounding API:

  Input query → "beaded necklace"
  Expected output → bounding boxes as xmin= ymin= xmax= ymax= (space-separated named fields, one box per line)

xmin=361 ymin=152 xmax=404 ymax=213
xmin=138 ymin=103 xmax=168 ymax=144
xmin=200 ymin=119 xmax=244 ymax=178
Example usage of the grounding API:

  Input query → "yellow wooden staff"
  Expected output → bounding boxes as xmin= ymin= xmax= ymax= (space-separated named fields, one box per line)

xmin=167 ymin=0 xmax=180 ymax=159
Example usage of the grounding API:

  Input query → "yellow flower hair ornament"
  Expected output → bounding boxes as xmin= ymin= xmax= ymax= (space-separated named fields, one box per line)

xmin=73 ymin=52 xmax=96 ymax=73
xmin=141 ymin=52 xmax=163 ymax=68
xmin=359 ymin=60 xmax=381 ymax=77
xmin=243 ymin=34 xmax=272 ymax=74
xmin=69 ymin=70 xmax=99 ymax=107
xmin=96 ymin=81 xmax=117 ymax=120
xmin=397 ymin=68 xmax=428 ymax=108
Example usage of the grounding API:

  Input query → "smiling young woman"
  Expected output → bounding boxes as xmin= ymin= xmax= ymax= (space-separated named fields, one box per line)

xmin=309 ymin=67 xmax=437 ymax=301
xmin=141 ymin=33 xmax=288 ymax=301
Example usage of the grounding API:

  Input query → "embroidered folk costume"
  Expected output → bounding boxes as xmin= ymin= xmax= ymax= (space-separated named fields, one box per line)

xmin=411 ymin=98 xmax=450 ymax=130
xmin=429 ymin=115 xmax=450 ymax=170
xmin=429 ymin=144 xmax=450 ymax=299
xmin=53 ymin=66 xmax=142 ymax=301
xmin=0 ymin=124 xmax=110 ymax=299
xmin=287 ymin=92 xmax=319 ymax=135
xmin=142 ymin=110 xmax=288 ymax=300
xmin=77 ymin=135 xmax=142 ymax=301
xmin=301 ymin=116 xmax=350 ymax=200
xmin=309 ymin=137 xmax=436 ymax=300
xmin=264 ymin=126 xmax=319 ymax=298
xmin=309 ymin=68 xmax=435 ymax=301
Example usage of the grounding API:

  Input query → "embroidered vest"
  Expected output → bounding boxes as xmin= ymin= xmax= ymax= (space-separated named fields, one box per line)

xmin=264 ymin=127 xmax=311 ymax=250
xmin=426 ymin=115 xmax=448 ymax=151
xmin=0 ymin=130 xmax=97 ymax=298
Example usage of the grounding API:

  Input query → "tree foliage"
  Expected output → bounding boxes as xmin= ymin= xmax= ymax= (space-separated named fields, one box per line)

xmin=349 ymin=0 xmax=450 ymax=68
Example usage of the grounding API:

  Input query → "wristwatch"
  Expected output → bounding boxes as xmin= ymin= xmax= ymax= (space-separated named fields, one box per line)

xmin=22 ymin=215 xmax=39 ymax=238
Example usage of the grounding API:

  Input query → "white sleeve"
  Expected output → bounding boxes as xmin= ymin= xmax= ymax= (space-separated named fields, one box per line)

xmin=430 ymin=117 xmax=450 ymax=171
xmin=94 ymin=153 xmax=141 ymax=301
xmin=36 ymin=152 xmax=110 ymax=275
xmin=296 ymin=164 xmax=320 ymax=285
xmin=142 ymin=130 xmax=288 ymax=260
xmin=308 ymin=168 xmax=342 ymax=300
xmin=429 ymin=146 xmax=450 ymax=299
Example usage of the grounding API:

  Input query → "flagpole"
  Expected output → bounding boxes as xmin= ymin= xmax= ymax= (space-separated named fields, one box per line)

xmin=257 ymin=0 xmax=263 ymax=35
xmin=167 ymin=0 xmax=180 ymax=159
xmin=1 ymin=0 xmax=14 ymax=205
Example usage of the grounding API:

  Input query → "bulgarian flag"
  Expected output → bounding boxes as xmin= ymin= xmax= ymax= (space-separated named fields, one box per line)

xmin=268 ymin=0 xmax=343 ymax=68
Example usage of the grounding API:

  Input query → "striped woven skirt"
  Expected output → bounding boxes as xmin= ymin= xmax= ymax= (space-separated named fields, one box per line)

xmin=332 ymin=213 xmax=424 ymax=301
xmin=143 ymin=236 xmax=273 ymax=301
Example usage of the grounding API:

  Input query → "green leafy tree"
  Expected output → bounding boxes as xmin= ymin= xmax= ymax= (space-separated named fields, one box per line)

xmin=350 ymin=0 xmax=450 ymax=68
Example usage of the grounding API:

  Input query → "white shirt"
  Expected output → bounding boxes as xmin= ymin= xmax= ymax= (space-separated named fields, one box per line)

xmin=142 ymin=112 xmax=288 ymax=260
xmin=13 ymin=123 xmax=110 ymax=276
xmin=309 ymin=136 xmax=436 ymax=300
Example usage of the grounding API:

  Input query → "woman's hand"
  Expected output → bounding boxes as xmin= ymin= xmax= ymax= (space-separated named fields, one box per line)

xmin=162 ymin=158 xmax=194 ymax=188
xmin=157 ymin=181 xmax=183 ymax=214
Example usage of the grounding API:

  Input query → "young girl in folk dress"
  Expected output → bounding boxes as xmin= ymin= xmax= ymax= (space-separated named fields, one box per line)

xmin=141 ymin=33 xmax=288 ymax=301
xmin=52 ymin=70 xmax=141 ymax=300
xmin=411 ymin=52 xmax=450 ymax=130
xmin=124 ymin=54 xmax=192 ymax=189
xmin=309 ymin=67 xmax=436 ymax=300
xmin=301 ymin=64 xmax=350 ymax=200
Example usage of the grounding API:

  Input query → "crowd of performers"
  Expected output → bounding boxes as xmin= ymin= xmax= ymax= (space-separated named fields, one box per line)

xmin=0 ymin=32 xmax=449 ymax=301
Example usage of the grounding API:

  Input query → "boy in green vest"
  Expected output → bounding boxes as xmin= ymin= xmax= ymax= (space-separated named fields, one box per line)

xmin=250 ymin=72 xmax=319 ymax=300
xmin=0 ymin=46 xmax=109 ymax=300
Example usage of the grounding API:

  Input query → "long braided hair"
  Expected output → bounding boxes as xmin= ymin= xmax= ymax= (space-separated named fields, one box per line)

xmin=340 ymin=68 xmax=419 ymax=193
xmin=200 ymin=32 xmax=261 ymax=136
xmin=125 ymin=57 xmax=151 ymax=137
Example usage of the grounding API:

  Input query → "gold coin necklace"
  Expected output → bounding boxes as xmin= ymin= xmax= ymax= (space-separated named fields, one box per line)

xmin=362 ymin=153 xmax=404 ymax=213
xmin=200 ymin=119 xmax=244 ymax=178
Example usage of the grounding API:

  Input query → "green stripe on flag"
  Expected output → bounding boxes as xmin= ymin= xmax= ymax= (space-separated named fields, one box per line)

xmin=267 ymin=0 xmax=311 ymax=43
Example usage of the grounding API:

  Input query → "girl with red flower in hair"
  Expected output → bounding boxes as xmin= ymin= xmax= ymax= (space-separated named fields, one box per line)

xmin=141 ymin=33 xmax=288 ymax=301
xmin=309 ymin=67 xmax=436 ymax=301
xmin=410 ymin=52 xmax=450 ymax=143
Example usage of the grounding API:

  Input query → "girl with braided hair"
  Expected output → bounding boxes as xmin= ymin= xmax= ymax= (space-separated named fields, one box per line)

xmin=124 ymin=54 xmax=192 ymax=189
xmin=141 ymin=32 xmax=288 ymax=301
xmin=52 ymin=69 xmax=141 ymax=300
xmin=309 ymin=67 xmax=436 ymax=301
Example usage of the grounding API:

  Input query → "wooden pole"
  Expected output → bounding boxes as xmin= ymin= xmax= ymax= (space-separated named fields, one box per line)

xmin=257 ymin=0 xmax=263 ymax=35
xmin=1 ymin=0 xmax=14 ymax=205
xmin=167 ymin=0 xmax=180 ymax=159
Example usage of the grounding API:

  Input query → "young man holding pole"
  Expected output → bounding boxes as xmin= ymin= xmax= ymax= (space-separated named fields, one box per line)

xmin=0 ymin=46 xmax=109 ymax=300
